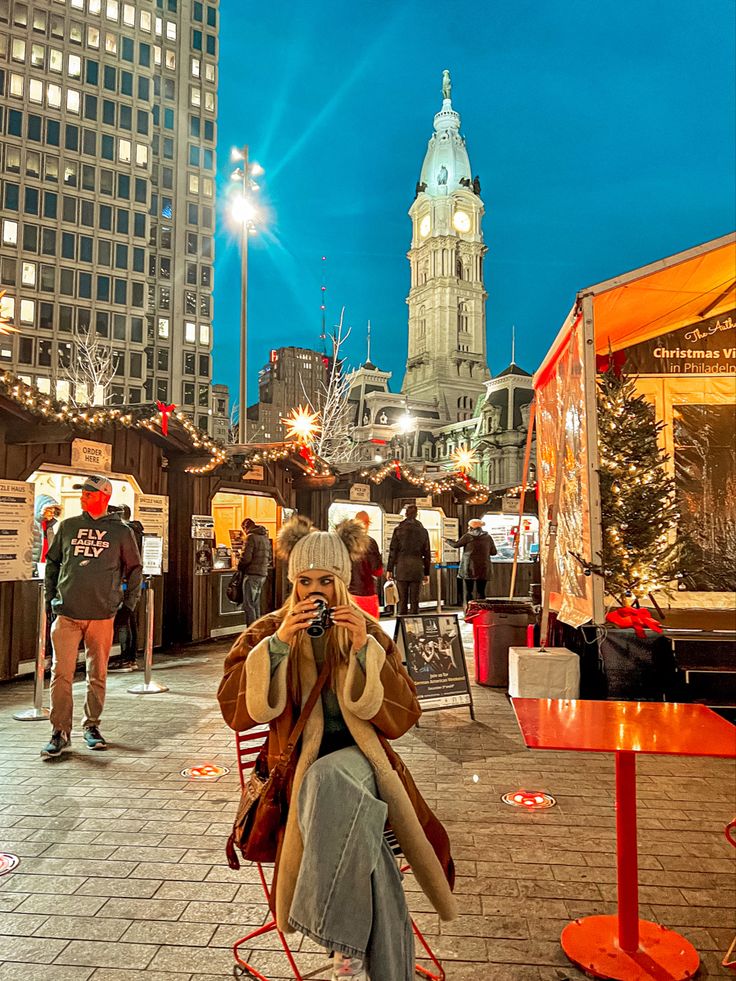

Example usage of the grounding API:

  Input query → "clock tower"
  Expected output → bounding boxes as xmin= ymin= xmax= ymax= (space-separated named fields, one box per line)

xmin=402 ymin=71 xmax=490 ymax=421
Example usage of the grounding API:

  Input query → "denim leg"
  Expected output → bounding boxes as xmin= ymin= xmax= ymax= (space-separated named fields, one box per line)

xmin=288 ymin=746 xmax=414 ymax=978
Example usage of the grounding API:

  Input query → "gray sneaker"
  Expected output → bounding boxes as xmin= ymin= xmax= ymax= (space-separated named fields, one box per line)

xmin=41 ymin=730 xmax=70 ymax=759
xmin=83 ymin=726 xmax=107 ymax=750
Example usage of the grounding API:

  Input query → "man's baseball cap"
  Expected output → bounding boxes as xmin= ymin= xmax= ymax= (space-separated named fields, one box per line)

xmin=73 ymin=475 xmax=113 ymax=496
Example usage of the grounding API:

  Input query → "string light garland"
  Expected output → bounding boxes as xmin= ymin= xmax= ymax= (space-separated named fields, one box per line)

xmin=0 ymin=371 xmax=227 ymax=474
xmin=359 ymin=458 xmax=491 ymax=501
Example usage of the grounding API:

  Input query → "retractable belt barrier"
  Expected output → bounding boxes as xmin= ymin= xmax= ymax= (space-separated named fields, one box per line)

xmin=128 ymin=579 xmax=169 ymax=695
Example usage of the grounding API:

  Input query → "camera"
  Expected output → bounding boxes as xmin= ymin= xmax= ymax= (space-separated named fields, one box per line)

xmin=306 ymin=598 xmax=334 ymax=638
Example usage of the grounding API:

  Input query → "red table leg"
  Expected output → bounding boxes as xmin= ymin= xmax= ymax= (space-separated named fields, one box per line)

xmin=560 ymin=750 xmax=700 ymax=980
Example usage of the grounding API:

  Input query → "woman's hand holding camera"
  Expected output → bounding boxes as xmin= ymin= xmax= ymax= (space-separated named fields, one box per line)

xmin=276 ymin=598 xmax=324 ymax=644
xmin=331 ymin=605 xmax=368 ymax=652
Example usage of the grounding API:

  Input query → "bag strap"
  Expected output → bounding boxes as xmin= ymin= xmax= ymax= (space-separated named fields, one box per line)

xmin=282 ymin=656 xmax=331 ymax=758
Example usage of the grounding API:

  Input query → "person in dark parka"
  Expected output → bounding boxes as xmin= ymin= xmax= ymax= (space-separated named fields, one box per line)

xmin=447 ymin=519 xmax=496 ymax=606
xmin=238 ymin=517 xmax=272 ymax=625
xmin=387 ymin=505 xmax=431 ymax=616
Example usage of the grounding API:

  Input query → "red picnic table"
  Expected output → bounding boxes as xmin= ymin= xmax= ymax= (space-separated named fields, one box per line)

xmin=511 ymin=698 xmax=736 ymax=981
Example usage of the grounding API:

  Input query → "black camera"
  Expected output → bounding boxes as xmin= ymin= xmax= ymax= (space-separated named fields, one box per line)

xmin=306 ymin=598 xmax=334 ymax=638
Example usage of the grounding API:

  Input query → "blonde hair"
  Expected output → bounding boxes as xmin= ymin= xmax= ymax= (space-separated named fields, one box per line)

xmin=273 ymin=576 xmax=376 ymax=700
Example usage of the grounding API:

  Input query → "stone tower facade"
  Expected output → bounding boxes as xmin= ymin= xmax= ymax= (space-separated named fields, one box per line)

xmin=402 ymin=71 xmax=490 ymax=422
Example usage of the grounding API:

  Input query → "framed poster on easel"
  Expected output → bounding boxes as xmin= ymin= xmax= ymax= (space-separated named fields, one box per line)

xmin=394 ymin=613 xmax=474 ymax=720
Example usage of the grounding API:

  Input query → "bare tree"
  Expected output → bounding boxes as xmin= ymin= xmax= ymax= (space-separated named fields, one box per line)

xmin=227 ymin=401 xmax=240 ymax=444
xmin=61 ymin=326 xmax=119 ymax=406
xmin=303 ymin=309 xmax=357 ymax=465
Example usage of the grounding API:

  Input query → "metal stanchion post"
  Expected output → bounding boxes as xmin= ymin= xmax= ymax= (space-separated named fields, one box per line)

xmin=14 ymin=581 xmax=51 ymax=721
xmin=435 ymin=564 xmax=442 ymax=614
xmin=128 ymin=581 xmax=168 ymax=695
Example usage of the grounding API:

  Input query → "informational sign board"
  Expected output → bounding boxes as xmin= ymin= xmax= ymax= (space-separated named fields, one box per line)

xmin=442 ymin=517 xmax=460 ymax=563
xmin=136 ymin=494 xmax=169 ymax=571
xmin=383 ymin=513 xmax=404 ymax=565
xmin=501 ymin=497 xmax=520 ymax=515
xmin=71 ymin=439 xmax=112 ymax=473
xmin=393 ymin=613 xmax=474 ymax=717
xmin=141 ymin=534 xmax=163 ymax=576
xmin=0 ymin=480 xmax=34 ymax=582
xmin=622 ymin=307 xmax=736 ymax=375
xmin=191 ymin=514 xmax=215 ymax=539
xmin=243 ymin=465 xmax=264 ymax=481
xmin=349 ymin=483 xmax=371 ymax=502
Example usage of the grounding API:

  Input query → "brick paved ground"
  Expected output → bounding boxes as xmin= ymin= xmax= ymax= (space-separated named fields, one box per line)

xmin=0 ymin=622 xmax=734 ymax=981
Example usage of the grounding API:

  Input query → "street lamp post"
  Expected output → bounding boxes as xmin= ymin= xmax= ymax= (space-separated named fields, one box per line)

xmin=230 ymin=147 xmax=263 ymax=445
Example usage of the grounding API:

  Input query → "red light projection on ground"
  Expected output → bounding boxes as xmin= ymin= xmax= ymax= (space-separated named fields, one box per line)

xmin=501 ymin=790 xmax=556 ymax=810
xmin=0 ymin=853 xmax=20 ymax=876
xmin=180 ymin=764 xmax=230 ymax=780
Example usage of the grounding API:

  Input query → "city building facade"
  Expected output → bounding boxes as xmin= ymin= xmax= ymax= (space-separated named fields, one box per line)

xmin=247 ymin=345 xmax=329 ymax=442
xmin=0 ymin=0 xmax=221 ymax=432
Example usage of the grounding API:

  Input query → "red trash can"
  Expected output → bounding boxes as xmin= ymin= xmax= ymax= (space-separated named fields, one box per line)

xmin=466 ymin=600 xmax=533 ymax=687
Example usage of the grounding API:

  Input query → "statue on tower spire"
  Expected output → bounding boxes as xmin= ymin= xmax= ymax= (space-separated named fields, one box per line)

xmin=442 ymin=69 xmax=452 ymax=101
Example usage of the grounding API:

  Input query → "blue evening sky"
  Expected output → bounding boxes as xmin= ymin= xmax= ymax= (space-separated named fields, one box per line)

xmin=213 ymin=0 xmax=735 ymax=405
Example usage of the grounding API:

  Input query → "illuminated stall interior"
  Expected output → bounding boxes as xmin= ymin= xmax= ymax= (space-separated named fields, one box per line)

xmin=327 ymin=501 xmax=383 ymax=548
xmin=211 ymin=490 xmax=280 ymax=565
xmin=481 ymin=513 xmax=540 ymax=561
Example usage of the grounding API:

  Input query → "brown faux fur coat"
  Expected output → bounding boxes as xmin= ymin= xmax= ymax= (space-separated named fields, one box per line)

xmin=218 ymin=612 xmax=457 ymax=933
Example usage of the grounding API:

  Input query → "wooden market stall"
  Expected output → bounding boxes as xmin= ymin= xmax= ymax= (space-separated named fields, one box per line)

xmin=534 ymin=232 xmax=736 ymax=701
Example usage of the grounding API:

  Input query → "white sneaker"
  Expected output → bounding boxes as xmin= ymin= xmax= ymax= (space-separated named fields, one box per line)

xmin=332 ymin=953 xmax=368 ymax=980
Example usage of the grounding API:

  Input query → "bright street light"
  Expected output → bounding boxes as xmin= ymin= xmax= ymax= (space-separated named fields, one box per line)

xmin=230 ymin=145 xmax=266 ymax=444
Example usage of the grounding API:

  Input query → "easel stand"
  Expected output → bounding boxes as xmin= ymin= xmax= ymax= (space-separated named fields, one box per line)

xmin=14 ymin=582 xmax=51 ymax=722
xmin=128 ymin=581 xmax=168 ymax=695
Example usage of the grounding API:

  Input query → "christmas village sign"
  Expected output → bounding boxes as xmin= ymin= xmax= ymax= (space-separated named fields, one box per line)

xmin=623 ymin=308 xmax=736 ymax=375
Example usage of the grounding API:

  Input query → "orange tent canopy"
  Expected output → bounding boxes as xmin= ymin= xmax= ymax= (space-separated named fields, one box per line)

xmin=534 ymin=232 xmax=735 ymax=388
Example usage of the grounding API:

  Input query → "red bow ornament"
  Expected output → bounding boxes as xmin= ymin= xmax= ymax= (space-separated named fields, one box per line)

xmin=298 ymin=443 xmax=315 ymax=469
xmin=393 ymin=458 xmax=402 ymax=480
xmin=156 ymin=401 xmax=176 ymax=436
xmin=605 ymin=606 xmax=663 ymax=639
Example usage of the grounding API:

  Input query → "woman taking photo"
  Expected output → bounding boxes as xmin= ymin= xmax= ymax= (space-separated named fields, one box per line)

xmin=218 ymin=516 xmax=455 ymax=981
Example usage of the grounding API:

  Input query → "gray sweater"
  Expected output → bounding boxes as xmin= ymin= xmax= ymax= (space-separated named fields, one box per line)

xmin=45 ymin=512 xmax=143 ymax=620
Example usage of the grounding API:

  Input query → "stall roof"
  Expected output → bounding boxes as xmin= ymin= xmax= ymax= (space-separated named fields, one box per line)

xmin=534 ymin=232 xmax=736 ymax=388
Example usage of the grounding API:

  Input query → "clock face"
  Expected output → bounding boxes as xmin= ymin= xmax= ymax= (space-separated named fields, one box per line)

xmin=419 ymin=215 xmax=431 ymax=238
xmin=453 ymin=210 xmax=471 ymax=233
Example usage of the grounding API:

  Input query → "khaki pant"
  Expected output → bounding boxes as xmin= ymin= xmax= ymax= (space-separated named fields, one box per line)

xmin=49 ymin=615 xmax=115 ymax=734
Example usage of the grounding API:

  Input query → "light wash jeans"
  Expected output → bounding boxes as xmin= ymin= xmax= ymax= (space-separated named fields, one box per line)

xmin=242 ymin=574 xmax=266 ymax=625
xmin=288 ymin=746 xmax=415 ymax=980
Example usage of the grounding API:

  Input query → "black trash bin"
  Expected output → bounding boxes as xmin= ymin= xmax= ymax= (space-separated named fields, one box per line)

xmin=466 ymin=599 xmax=533 ymax=687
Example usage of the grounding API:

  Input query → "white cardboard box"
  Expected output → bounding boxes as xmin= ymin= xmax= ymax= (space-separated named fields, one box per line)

xmin=508 ymin=647 xmax=580 ymax=699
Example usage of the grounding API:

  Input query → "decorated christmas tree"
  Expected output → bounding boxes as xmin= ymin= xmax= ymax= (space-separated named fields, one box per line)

xmin=595 ymin=360 xmax=681 ymax=605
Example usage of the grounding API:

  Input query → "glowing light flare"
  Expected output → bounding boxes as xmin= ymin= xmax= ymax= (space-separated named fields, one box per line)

xmin=283 ymin=405 xmax=321 ymax=445
xmin=230 ymin=194 xmax=257 ymax=226
xmin=449 ymin=447 xmax=479 ymax=474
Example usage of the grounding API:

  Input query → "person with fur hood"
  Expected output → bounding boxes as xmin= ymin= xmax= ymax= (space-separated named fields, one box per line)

xmin=218 ymin=516 xmax=455 ymax=981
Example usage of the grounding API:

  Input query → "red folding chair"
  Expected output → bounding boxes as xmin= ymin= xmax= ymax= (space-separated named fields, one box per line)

xmin=232 ymin=728 xmax=445 ymax=980
xmin=723 ymin=817 xmax=736 ymax=970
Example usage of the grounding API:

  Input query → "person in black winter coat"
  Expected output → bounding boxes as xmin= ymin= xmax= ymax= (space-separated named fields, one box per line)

xmin=238 ymin=518 xmax=272 ymax=624
xmin=446 ymin=519 xmax=497 ymax=606
xmin=387 ymin=505 xmax=431 ymax=615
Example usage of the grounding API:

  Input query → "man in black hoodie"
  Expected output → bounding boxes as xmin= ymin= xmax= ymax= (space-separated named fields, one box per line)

xmin=387 ymin=505 xmax=431 ymax=616
xmin=41 ymin=475 xmax=142 ymax=758
xmin=237 ymin=517 xmax=272 ymax=625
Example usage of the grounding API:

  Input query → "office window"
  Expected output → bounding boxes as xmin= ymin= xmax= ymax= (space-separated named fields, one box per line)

xmin=135 ymin=144 xmax=148 ymax=167
xmin=0 ymin=294 xmax=15 ymax=321
xmin=63 ymin=161 xmax=78 ymax=187
xmin=199 ymin=323 xmax=210 ymax=346
xmin=78 ymin=272 xmax=91 ymax=298
xmin=61 ymin=232 xmax=75 ymax=259
xmin=157 ymin=348 xmax=169 ymax=371
xmin=184 ymin=352 xmax=195 ymax=374
xmin=198 ymin=354 xmax=210 ymax=377
xmin=200 ymin=266 xmax=211 ymax=287
xmin=205 ymin=35 xmax=215 ymax=55
xmin=183 ymin=382 xmax=195 ymax=405
xmin=113 ymin=314 xmax=125 ymax=339
xmin=115 ymin=244 xmax=128 ymax=268
xmin=23 ymin=225 xmax=39 ymax=252
xmin=40 ymin=266 xmax=55 ymax=292
xmin=198 ymin=384 xmax=209 ymax=406
xmin=81 ymin=200 xmax=95 ymax=226
xmin=47 ymin=83 xmax=62 ymax=108
xmin=192 ymin=29 xmax=202 ymax=50
xmin=99 ymin=204 xmax=112 ymax=230
xmin=188 ymin=173 xmax=199 ymax=194
xmin=119 ymin=104 xmax=132 ymax=130
xmin=185 ymin=263 xmax=197 ymax=285
xmin=139 ymin=42 xmax=151 ymax=66
xmin=184 ymin=290 xmax=196 ymax=315
xmin=88 ymin=26 xmax=100 ymax=49
xmin=98 ymin=239 xmax=111 ymax=266
xmin=67 ymin=89 xmax=81 ymax=114
xmin=21 ymin=261 xmax=36 ymax=287
xmin=199 ymin=294 xmax=210 ymax=317
xmin=82 ymin=164 xmax=95 ymax=191
xmin=114 ymin=279 xmax=127 ymax=305
xmin=156 ymin=381 xmax=169 ymax=402
xmin=28 ymin=114 xmax=42 ymax=141
xmin=184 ymin=321 xmax=196 ymax=343
xmin=38 ymin=340 xmax=53 ymax=367
xmin=157 ymin=317 xmax=169 ymax=338
xmin=116 ymin=209 xmax=129 ymax=234
xmin=18 ymin=337 xmax=33 ymax=365
xmin=43 ymin=192 xmax=58 ymax=220
xmin=130 ymin=316 xmax=143 ymax=342
xmin=23 ymin=187 xmax=39 ymax=215
xmin=86 ymin=60 xmax=99 ymax=85
xmin=101 ymin=134 xmax=114 ymax=160
xmin=41 ymin=228 xmax=56 ymax=255
xmin=59 ymin=269 xmax=74 ymax=295
xmin=187 ymin=203 xmax=197 ymax=225
xmin=117 ymin=174 xmax=130 ymax=199
xmin=133 ymin=213 xmax=146 ymax=238
xmin=96 ymin=275 xmax=110 ymax=301
xmin=102 ymin=99 xmax=115 ymax=125
xmin=118 ymin=139 xmax=131 ymax=163
xmin=4 ymin=183 xmax=19 ymax=211
xmin=80 ymin=236 xmax=93 ymax=262
xmin=0 ymin=259 xmax=15 ymax=287
xmin=105 ymin=32 xmax=117 ymax=54
xmin=68 ymin=54 xmax=82 ymax=79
